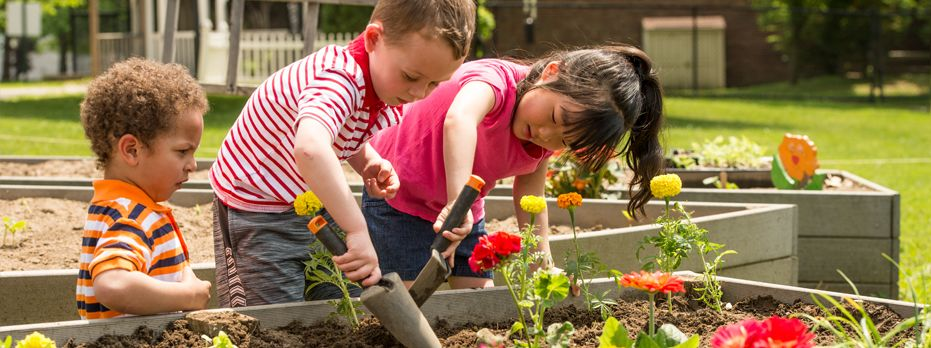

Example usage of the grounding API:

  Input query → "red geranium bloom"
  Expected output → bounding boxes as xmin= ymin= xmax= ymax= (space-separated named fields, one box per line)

xmin=752 ymin=317 xmax=815 ymax=348
xmin=468 ymin=236 xmax=500 ymax=272
xmin=711 ymin=319 xmax=765 ymax=348
xmin=618 ymin=271 xmax=685 ymax=294
xmin=488 ymin=231 xmax=521 ymax=257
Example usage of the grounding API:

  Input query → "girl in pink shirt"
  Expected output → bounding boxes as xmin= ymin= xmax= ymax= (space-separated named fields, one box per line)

xmin=365 ymin=45 xmax=664 ymax=288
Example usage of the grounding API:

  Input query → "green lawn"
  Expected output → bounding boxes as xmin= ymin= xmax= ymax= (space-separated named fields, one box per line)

xmin=0 ymin=78 xmax=92 ymax=89
xmin=1 ymin=92 xmax=929 ymax=303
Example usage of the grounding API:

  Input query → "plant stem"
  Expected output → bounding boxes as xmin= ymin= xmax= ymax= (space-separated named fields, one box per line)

xmin=664 ymin=198 xmax=670 ymax=218
xmin=649 ymin=292 xmax=656 ymax=337
xmin=502 ymin=269 xmax=529 ymax=340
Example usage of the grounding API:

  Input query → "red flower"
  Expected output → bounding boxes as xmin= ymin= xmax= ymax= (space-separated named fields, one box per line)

xmin=753 ymin=317 xmax=815 ymax=348
xmin=618 ymin=271 xmax=685 ymax=294
xmin=711 ymin=317 xmax=814 ymax=348
xmin=469 ymin=237 xmax=499 ymax=272
xmin=711 ymin=319 xmax=765 ymax=348
xmin=488 ymin=231 xmax=521 ymax=257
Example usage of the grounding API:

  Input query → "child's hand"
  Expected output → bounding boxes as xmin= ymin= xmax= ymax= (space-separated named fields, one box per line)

xmin=332 ymin=231 xmax=382 ymax=287
xmin=182 ymin=267 xmax=212 ymax=310
xmin=433 ymin=203 xmax=474 ymax=259
xmin=362 ymin=159 xmax=400 ymax=199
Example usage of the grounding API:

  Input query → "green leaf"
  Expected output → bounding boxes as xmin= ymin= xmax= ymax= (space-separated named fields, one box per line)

xmin=658 ymin=324 xmax=690 ymax=345
xmin=598 ymin=317 xmax=633 ymax=348
xmin=671 ymin=335 xmax=701 ymax=348
xmin=546 ymin=321 xmax=575 ymax=348
xmin=2 ymin=336 xmax=11 ymax=348
xmin=634 ymin=332 xmax=663 ymax=348
xmin=518 ymin=300 xmax=534 ymax=308
xmin=805 ymin=173 xmax=827 ymax=190
xmin=534 ymin=271 xmax=570 ymax=307
xmin=770 ymin=154 xmax=796 ymax=189
xmin=509 ymin=321 xmax=525 ymax=337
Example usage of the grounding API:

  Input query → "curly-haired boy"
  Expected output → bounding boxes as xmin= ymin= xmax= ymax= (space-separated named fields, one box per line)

xmin=76 ymin=58 xmax=212 ymax=319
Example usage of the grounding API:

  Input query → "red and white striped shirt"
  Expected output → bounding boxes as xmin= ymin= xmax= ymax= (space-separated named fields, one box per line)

xmin=210 ymin=35 xmax=402 ymax=212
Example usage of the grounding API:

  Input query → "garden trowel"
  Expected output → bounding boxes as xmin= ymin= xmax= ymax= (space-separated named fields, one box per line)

xmin=307 ymin=216 xmax=440 ymax=348
xmin=408 ymin=175 xmax=485 ymax=307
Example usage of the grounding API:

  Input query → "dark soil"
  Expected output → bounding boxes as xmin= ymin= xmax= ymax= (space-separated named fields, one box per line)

xmin=63 ymin=292 xmax=914 ymax=347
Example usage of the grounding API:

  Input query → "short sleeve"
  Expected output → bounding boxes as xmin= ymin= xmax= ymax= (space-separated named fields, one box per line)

xmin=89 ymin=218 xmax=150 ymax=280
xmin=457 ymin=62 xmax=513 ymax=117
xmin=295 ymin=67 xmax=363 ymax=141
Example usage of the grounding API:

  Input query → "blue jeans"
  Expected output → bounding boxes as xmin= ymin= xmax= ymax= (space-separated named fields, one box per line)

xmin=361 ymin=192 xmax=493 ymax=280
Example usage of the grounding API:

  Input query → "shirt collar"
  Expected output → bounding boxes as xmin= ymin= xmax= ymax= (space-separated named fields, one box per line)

xmin=347 ymin=34 xmax=386 ymax=118
xmin=91 ymin=179 xmax=170 ymax=213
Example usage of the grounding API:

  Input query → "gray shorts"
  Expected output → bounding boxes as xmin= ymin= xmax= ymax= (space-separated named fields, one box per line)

xmin=212 ymin=196 xmax=360 ymax=307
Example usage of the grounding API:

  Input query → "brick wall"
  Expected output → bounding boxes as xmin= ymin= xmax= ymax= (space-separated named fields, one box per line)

xmin=486 ymin=0 xmax=790 ymax=87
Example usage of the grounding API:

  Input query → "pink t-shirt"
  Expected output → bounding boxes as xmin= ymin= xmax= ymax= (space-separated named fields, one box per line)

xmin=370 ymin=59 xmax=552 ymax=222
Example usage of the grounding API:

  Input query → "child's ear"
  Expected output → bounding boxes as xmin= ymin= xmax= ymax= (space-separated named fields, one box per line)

xmin=116 ymin=134 xmax=142 ymax=166
xmin=538 ymin=61 xmax=561 ymax=84
xmin=363 ymin=22 xmax=384 ymax=53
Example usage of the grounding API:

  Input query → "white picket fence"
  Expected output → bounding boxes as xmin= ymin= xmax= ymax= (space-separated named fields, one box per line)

xmin=96 ymin=31 xmax=356 ymax=85
xmin=238 ymin=31 xmax=357 ymax=84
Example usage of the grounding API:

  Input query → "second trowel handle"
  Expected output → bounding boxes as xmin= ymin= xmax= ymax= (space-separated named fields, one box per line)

xmin=431 ymin=175 xmax=486 ymax=252
xmin=308 ymin=215 xmax=348 ymax=256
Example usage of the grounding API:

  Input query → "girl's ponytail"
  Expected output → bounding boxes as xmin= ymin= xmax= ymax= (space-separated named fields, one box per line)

xmin=621 ymin=51 xmax=665 ymax=218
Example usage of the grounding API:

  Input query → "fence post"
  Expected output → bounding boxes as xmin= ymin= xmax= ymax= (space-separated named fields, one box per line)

xmin=226 ymin=0 xmax=245 ymax=92
xmin=162 ymin=0 xmax=179 ymax=63
xmin=692 ymin=6 xmax=699 ymax=95
xmin=303 ymin=3 xmax=320 ymax=56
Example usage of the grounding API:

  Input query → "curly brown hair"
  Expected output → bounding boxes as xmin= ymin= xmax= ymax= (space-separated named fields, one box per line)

xmin=80 ymin=58 xmax=207 ymax=169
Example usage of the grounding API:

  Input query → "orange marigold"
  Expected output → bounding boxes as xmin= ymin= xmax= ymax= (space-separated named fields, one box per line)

xmin=618 ymin=271 xmax=685 ymax=294
xmin=556 ymin=192 xmax=583 ymax=209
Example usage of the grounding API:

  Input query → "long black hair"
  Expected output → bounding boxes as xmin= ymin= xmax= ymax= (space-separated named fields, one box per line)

xmin=515 ymin=45 xmax=665 ymax=218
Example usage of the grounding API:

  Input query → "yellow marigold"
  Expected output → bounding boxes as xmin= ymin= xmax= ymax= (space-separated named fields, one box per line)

xmin=16 ymin=332 xmax=56 ymax=348
xmin=293 ymin=191 xmax=323 ymax=216
xmin=557 ymin=192 xmax=583 ymax=209
xmin=650 ymin=174 xmax=682 ymax=199
xmin=519 ymin=195 xmax=546 ymax=214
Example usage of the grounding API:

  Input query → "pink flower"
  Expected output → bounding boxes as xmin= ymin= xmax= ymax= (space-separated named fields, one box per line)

xmin=711 ymin=317 xmax=814 ymax=348
xmin=711 ymin=319 xmax=765 ymax=348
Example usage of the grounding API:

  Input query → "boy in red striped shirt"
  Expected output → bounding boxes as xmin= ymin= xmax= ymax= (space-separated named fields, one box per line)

xmin=77 ymin=58 xmax=212 ymax=319
xmin=209 ymin=0 xmax=476 ymax=306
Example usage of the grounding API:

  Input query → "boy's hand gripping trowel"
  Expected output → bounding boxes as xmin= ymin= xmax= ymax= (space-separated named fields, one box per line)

xmin=307 ymin=216 xmax=441 ymax=348
xmin=408 ymin=175 xmax=485 ymax=307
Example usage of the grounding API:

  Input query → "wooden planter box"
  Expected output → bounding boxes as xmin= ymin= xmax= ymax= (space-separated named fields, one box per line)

xmin=0 ymin=273 xmax=923 ymax=346
xmin=482 ymin=168 xmax=900 ymax=299
xmin=0 ymin=185 xmax=796 ymax=326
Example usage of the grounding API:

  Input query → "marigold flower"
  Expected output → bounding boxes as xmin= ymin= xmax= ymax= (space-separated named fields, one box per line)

xmin=650 ymin=174 xmax=682 ymax=199
xmin=519 ymin=195 xmax=546 ymax=214
xmin=556 ymin=192 xmax=583 ymax=209
xmin=16 ymin=332 xmax=56 ymax=348
xmin=468 ymin=237 xmax=500 ymax=272
xmin=572 ymin=178 xmax=587 ymax=191
xmin=293 ymin=190 xmax=323 ymax=216
xmin=618 ymin=271 xmax=685 ymax=294
xmin=487 ymin=231 xmax=522 ymax=256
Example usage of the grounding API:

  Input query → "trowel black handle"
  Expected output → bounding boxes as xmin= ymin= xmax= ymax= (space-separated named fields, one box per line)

xmin=307 ymin=216 xmax=347 ymax=256
xmin=431 ymin=175 xmax=486 ymax=252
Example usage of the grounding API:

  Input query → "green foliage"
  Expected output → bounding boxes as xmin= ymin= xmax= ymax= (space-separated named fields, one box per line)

xmin=303 ymin=227 xmax=362 ymax=329
xmin=636 ymin=202 xmax=709 ymax=273
xmin=499 ymin=221 xmax=573 ymax=347
xmin=598 ymin=318 xmax=699 ymax=348
xmin=692 ymin=247 xmax=736 ymax=312
xmin=797 ymin=289 xmax=927 ymax=347
xmin=474 ymin=0 xmax=496 ymax=58
xmin=545 ymin=322 xmax=575 ymax=348
xmin=318 ymin=4 xmax=372 ymax=33
xmin=2 ymin=217 xmax=26 ymax=247
xmin=546 ymin=155 xmax=624 ymax=198
xmin=702 ymin=174 xmax=739 ymax=190
xmin=672 ymin=136 xmax=767 ymax=169
xmin=202 ymin=331 xmax=238 ymax=348
xmin=2 ymin=336 xmax=10 ymax=348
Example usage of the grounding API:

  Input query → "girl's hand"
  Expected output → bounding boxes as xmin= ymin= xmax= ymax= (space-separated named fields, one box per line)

xmin=362 ymin=159 xmax=400 ymax=199
xmin=433 ymin=203 xmax=474 ymax=259
xmin=332 ymin=230 xmax=383 ymax=287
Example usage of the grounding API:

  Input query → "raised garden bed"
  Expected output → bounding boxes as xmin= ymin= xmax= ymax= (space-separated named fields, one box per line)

xmin=0 ymin=274 xmax=923 ymax=347
xmin=0 ymin=185 xmax=796 ymax=326
xmin=487 ymin=167 xmax=900 ymax=299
